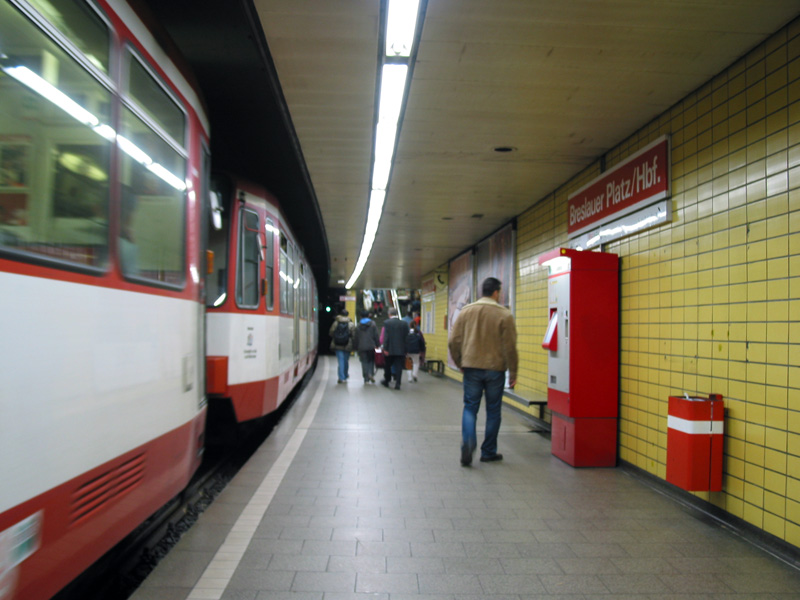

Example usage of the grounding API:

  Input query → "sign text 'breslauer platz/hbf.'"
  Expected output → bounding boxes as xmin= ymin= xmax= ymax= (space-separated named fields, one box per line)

xmin=567 ymin=136 xmax=671 ymax=238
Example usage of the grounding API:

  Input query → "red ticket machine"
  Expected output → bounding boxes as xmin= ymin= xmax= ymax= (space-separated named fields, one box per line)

xmin=538 ymin=248 xmax=619 ymax=466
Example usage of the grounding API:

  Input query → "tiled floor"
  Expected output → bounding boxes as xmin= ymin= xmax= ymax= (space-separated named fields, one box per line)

xmin=131 ymin=356 xmax=800 ymax=600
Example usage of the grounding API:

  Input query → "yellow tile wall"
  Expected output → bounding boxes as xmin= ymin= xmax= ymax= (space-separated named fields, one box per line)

xmin=422 ymin=17 xmax=800 ymax=549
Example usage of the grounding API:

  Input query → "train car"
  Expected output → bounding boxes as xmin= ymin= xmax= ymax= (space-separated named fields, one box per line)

xmin=0 ymin=1 xmax=319 ymax=597
xmin=0 ymin=0 xmax=209 ymax=597
xmin=205 ymin=174 xmax=319 ymax=426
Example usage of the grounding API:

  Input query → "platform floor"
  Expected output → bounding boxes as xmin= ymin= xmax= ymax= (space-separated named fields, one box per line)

xmin=131 ymin=356 xmax=800 ymax=600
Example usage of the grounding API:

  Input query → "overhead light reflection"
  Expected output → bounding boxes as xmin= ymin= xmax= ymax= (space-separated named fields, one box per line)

xmin=3 ymin=65 xmax=99 ymax=126
xmin=2 ymin=64 xmax=186 ymax=191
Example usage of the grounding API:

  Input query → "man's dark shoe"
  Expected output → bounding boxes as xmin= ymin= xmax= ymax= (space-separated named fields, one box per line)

xmin=460 ymin=445 xmax=473 ymax=466
xmin=480 ymin=453 xmax=503 ymax=462
xmin=394 ymin=383 xmax=401 ymax=390
xmin=380 ymin=380 xmax=390 ymax=388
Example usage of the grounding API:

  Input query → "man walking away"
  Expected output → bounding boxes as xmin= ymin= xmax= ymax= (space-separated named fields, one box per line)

xmin=329 ymin=309 xmax=355 ymax=383
xmin=380 ymin=307 xmax=409 ymax=389
xmin=354 ymin=310 xmax=380 ymax=383
xmin=448 ymin=277 xmax=518 ymax=466
xmin=406 ymin=321 xmax=426 ymax=383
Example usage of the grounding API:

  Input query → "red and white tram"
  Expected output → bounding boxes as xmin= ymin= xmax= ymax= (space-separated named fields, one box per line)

xmin=206 ymin=175 xmax=318 ymax=425
xmin=0 ymin=1 xmax=318 ymax=599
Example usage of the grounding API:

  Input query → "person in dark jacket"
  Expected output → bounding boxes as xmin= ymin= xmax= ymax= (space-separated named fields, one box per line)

xmin=405 ymin=321 xmax=426 ymax=383
xmin=329 ymin=309 xmax=355 ymax=383
xmin=354 ymin=310 xmax=380 ymax=384
xmin=379 ymin=307 xmax=409 ymax=389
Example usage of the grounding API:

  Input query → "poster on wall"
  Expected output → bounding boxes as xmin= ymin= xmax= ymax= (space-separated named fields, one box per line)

xmin=447 ymin=250 xmax=473 ymax=369
xmin=475 ymin=223 xmax=515 ymax=313
xmin=421 ymin=276 xmax=435 ymax=335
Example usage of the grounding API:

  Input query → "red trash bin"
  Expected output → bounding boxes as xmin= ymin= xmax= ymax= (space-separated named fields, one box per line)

xmin=666 ymin=394 xmax=724 ymax=491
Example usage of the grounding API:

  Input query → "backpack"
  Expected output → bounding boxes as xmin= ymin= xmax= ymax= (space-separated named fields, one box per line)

xmin=406 ymin=330 xmax=422 ymax=353
xmin=333 ymin=321 xmax=350 ymax=346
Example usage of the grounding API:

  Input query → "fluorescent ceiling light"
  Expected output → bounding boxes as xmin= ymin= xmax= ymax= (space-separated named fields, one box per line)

xmin=346 ymin=1 xmax=422 ymax=289
xmin=346 ymin=190 xmax=385 ymax=288
xmin=378 ymin=64 xmax=407 ymax=124
xmin=386 ymin=0 xmax=420 ymax=57
xmin=371 ymin=122 xmax=396 ymax=190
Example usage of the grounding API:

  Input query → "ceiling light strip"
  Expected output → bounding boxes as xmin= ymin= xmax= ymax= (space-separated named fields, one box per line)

xmin=345 ymin=0 xmax=423 ymax=289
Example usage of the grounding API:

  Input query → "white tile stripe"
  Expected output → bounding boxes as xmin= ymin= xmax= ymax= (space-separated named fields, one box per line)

xmin=187 ymin=359 xmax=330 ymax=599
xmin=667 ymin=414 xmax=724 ymax=435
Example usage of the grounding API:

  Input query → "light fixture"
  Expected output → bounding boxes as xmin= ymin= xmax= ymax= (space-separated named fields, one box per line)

xmin=385 ymin=0 xmax=420 ymax=57
xmin=345 ymin=0 xmax=424 ymax=289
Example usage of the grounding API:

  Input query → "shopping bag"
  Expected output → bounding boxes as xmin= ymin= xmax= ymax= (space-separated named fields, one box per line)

xmin=374 ymin=348 xmax=385 ymax=368
xmin=405 ymin=355 xmax=413 ymax=370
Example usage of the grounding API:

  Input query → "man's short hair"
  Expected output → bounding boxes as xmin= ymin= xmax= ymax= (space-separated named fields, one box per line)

xmin=388 ymin=307 xmax=397 ymax=316
xmin=361 ymin=309 xmax=370 ymax=318
xmin=340 ymin=309 xmax=349 ymax=316
xmin=482 ymin=277 xmax=502 ymax=297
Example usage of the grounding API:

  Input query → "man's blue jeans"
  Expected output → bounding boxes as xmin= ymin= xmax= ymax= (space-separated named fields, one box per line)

xmin=461 ymin=368 xmax=505 ymax=458
xmin=336 ymin=349 xmax=349 ymax=381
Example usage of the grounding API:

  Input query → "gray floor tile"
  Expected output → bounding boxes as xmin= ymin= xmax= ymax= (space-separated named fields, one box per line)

xmin=227 ymin=568 xmax=295 ymax=592
xmin=300 ymin=540 xmax=357 ymax=556
xmin=539 ymin=574 xmax=610 ymax=595
xmin=356 ymin=540 xmax=411 ymax=557
xmin=441 ymin=556 xmax=504 ymax=574
xmin=291 ymin=571 xmax=355 ymax=593
xmin=266 ymin=554 xmax=329 ymax=572
xmin=478 ymin=573 xmax=547 ymax=595
xmin=252 ymin=594 xmax=321 ymax=600
xmin=356 ymin=572 xmax=419 ymax=593
xmin=418 ymin=573 xmax=484 ymax=594
xmin=387 ymin=556 xmax=445 ymax=574
xmin=599 ymin=573 xmax=674 ymax=594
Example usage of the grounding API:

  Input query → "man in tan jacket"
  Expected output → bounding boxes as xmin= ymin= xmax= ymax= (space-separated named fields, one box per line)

xmin=449 ymin=277 xmax=518 ymax=466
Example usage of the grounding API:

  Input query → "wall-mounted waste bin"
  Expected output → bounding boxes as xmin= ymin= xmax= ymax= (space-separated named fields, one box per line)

xmin=666 ymin=394 xmax=724 ymax=491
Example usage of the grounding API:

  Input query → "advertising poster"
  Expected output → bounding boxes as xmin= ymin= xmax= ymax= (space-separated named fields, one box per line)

xmin=475 ymin=223 xmax=515 ymax=313
xmin=447 ymin=250 xmax=473 ymax=369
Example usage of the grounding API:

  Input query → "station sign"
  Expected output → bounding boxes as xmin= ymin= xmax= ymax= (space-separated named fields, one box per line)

xmin=568 ymin=135 xmax=670 ymax=238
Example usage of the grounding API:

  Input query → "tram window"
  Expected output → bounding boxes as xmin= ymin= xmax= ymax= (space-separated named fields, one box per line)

xmin=287 ymin=241 xmax=295 ymax=315
xmin=279 ymin=232 xmax=288 ymax=314
xmin=206 ymin=190 xmax=228 ymax=308
xmin=299 ymin=264 xmax=307 ymax=319
xmin=126 ymin=54 xmax=185 ymax=146
xmin=118 ymin=106 xmax=186 ymax=285
xmin=26 ymin=0 xmax=110 ymax=74
xmin=265 ymin=218 xmax=274 ymax=311
xmin=237 ymin=209 xmax=260 ymax=308
xmin=0 ymin=1 xmax=112 ymax=269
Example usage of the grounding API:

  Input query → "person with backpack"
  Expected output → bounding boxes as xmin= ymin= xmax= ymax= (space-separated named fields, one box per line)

xmin=354 ymin=310 xmax=380 ymax=384
xmin=329 ymin=309 xmax=355 ymax=383
xmin=406 ymin=321 xmax=426 ymax=383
